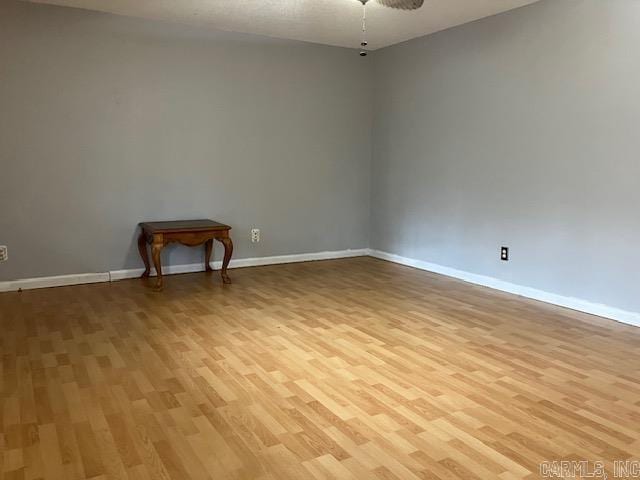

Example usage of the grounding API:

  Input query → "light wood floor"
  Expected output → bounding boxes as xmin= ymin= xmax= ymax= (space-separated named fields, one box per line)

xmin=1 ymin=257 xmax=639 ymax=480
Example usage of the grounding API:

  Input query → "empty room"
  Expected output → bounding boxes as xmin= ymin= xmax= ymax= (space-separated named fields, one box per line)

xmin=1 ymin=0 xmax=639 ymax=479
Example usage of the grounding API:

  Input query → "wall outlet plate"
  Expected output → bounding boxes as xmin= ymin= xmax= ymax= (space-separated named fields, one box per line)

xmin=251 ymin=229 xmax=260 ymax=243
xmin=0 ymin=245 xmax=7 ymax=262
xmin=501 ymin=246 xmax=509 ymax=261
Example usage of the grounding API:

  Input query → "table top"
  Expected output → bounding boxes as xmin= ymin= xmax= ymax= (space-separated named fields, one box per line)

xmin=139 ymin=219 xmax=231 ymax=233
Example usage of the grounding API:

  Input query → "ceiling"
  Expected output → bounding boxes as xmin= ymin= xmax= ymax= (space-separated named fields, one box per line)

xmin=25 ymin=0 xmax=541 ymax=50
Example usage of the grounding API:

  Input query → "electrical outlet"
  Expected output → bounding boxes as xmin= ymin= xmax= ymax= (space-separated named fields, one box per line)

xmin=501 ymin=246 xmax=509 ymax=261
xmin=0 ymin=245 xmax=7 ymax=262
xmin=251 ymin=228 xmax=260 ymax=243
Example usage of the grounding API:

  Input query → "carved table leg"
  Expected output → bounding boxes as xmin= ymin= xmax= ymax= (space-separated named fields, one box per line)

xmin=138 ymin=231 xmax=151 ymax=278
xmin=217 ymin=237 xmax=233 ymax=284
xmin=151 ymin=234 xmax=164 ymax=291
xmin=204 ymin=239 xmax=214 ymax=273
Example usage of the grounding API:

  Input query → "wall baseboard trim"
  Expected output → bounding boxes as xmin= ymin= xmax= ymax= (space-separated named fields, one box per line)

xmin=0 ymin=249 xmax=370 ymax=292
xmin=369 ymin=249 xmax=640 ymax=328
xmin=0 ymin=272 xmax=110 ymax=293
xmin=109 ymin=248 xmax=370 ymax=281
xmin=4 ymin=247 xmax=635 ymax=329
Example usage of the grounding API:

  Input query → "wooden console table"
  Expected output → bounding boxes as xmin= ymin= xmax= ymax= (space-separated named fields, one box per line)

xmin=137 ymin=219 xmax=233 ymax=290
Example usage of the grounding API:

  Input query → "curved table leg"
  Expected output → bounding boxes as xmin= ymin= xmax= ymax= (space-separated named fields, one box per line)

xmin=138 ymin=232 xmax=151 ymax=278
xmin=216 ymin=237 xmax=233 ymax=284
xmin=152 ymin=236 xmax=164 ymax=291
xmin=204 ymin=239 xmax=214 ymax=272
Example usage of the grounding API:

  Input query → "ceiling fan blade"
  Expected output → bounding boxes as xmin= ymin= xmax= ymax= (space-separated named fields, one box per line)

xmin=376 ymin=0 xmax=424 ymax=10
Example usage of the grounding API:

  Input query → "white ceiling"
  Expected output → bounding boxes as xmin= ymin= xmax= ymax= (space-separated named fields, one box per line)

xmin=25 ymin=0 xmax=540 ymax=50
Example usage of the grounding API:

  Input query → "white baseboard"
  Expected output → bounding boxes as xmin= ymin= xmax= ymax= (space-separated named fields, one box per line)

xmin=5 ymin=247 xmax=635 ymax=329
xmin=369 ymin=249 xmax=640 ymax=328
xmin=0 ymin=249 xmax=370 ymax=292
xmin=109 ymin=262 xmax=206 ymax=281
xmin=110 ymin=248 xmax=370 ymax=280
xmin=0 ymin=272 xmax=110 ymax=293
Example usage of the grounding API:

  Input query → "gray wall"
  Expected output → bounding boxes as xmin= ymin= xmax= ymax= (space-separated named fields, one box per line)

xmin=0 ymin=0 xmax=372 ymax=281
xmin=3 ymin=0 xmax=639 ymax=316
xmin=371 ymin=0 xmax=640 ymax=312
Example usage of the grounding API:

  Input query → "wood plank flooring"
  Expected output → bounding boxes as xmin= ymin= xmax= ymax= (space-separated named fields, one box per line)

xmin=1 ymin=257 xmax=639 ymax=479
